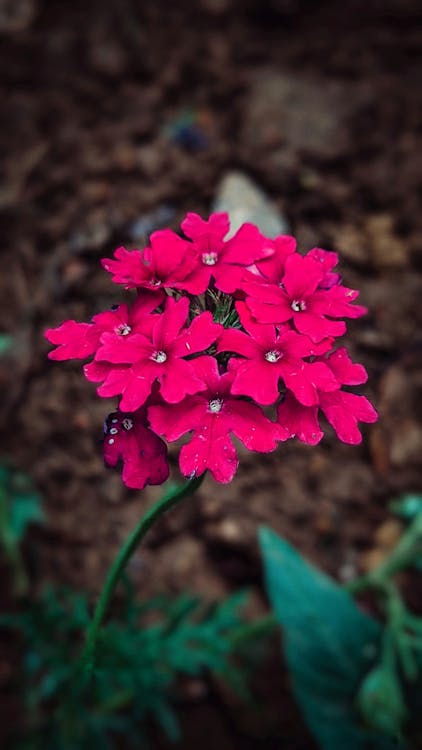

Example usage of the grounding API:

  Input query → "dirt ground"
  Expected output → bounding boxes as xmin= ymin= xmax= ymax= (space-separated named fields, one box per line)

xmin=1 ymin=0 xmax=422 ymax=747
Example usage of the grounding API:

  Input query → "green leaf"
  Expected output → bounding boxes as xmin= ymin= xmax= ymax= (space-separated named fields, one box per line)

xmin=259 ymin=526 xmax=404 ymax=750
xmin=9 ymin=493 xmax=44 ymax=540
xmin=0 ymin=334 xmax=13 ymax=355
xmin=390 ymin=495 xmax=422 ymax=521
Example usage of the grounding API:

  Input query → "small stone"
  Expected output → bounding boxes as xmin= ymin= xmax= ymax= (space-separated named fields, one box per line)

xmin=212 ymin=171 xmax=289 ymax=238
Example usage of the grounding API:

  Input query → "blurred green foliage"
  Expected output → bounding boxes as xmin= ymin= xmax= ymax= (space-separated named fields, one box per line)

xmin=1 ymin=584 xmax=256 ymax=749
xmin=0 ymin=333 xmax=13 ymax=355
xmin=0 ymin=464 xmax=44 ymax=596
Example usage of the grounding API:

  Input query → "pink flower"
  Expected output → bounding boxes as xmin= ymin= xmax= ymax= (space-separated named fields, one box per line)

xmin=148 ymin=356 xmax=286 ymax=483
xmin=104 ymin=408 xmax=169 ymax=489
xmin=45 ymin=292 xmax=163 ymax=361
xmin=101 ymin=229 xmax=198 ymax=292
xmin=277 ymin=348 xmax=378 ymax=445
xmin=218 ymin=302 xmax=338 ymax=405
xmin=245 ymin=253 xmax=366 ymax=342
xmin=93 ymin=297 xmax=223 ymax=411
xmin=180 ymin=212 xmax=273 ymax=294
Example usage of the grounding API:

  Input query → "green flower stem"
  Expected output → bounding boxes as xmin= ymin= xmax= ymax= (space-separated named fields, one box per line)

xmin=0 ymin=486 xmax=28 ymax=597
xmin=229 ymin=612 xmax=278 ymax=649
xmin=346 ymin=512 xmax=422 ymax=596
xmin=81 ymin=475 xmax=205 ymax=674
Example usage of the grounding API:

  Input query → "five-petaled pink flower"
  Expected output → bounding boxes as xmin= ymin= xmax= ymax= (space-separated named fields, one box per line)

xmin=45 ymin=291 xmax=163 ymax=361
xmin=180 ymin=212 xmax=273 ymax=294
xmin=218 ymin=302 xmax=338 ymax=406
xmin=45 ymin=212 xmax=378 ymax=487
xmin=148 ymin=356 xmax=286 ymax=483
xmin=245 ymin=253 xmax=366 ymax=342
xmin=93 ymin=297 xmax=223 ymax=411
xmin=104 ymin=408 xmax=169 ymax=489
xmin=102 ymin=229 xmax=198 ymax=293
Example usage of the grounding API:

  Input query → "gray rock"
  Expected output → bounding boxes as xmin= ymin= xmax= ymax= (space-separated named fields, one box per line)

xmin=212 ymin=170 xmax=289 ymax=238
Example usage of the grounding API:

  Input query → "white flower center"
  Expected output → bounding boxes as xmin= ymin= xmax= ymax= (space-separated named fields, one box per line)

xmin=151 ymin=350 xmax=167 ymax=363
xmin=291 ymin=300 xmax=307 ymax=312
xmin=202 ymin=251 xmax=218 ymax=266
xmin=116 ymin=323 xmax=132 ymax=336
xmin=122 ymin=418 xmax=134 ymax=431
xmin=265 ymin=349 xmax=282 ymax=363
xmin=208 ymin=398 xmax=223 ymax=413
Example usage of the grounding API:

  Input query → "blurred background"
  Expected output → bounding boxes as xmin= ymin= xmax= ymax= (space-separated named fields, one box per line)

xmin=0 ymin=0 xmax=421 ymax=747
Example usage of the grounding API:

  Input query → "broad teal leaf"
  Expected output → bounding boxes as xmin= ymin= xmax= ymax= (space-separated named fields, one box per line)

xmin=259 ymin=526 xmax=405 ymax=750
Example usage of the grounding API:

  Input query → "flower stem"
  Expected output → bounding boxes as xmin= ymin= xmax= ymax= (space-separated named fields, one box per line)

xmin=228 ymin=612 xmax=278 ymax=649
xmin=345 ymin=512 xmax=422 ymax=596
xmin=81 ymin=475 xmax=205 ymax=674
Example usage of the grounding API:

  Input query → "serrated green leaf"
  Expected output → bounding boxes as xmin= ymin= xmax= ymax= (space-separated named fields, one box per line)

xmin=259 ymin=526 xmax=404 ymax=750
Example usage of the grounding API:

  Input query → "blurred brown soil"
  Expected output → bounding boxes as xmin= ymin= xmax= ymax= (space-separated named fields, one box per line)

xmin=0 ymin=0 xmax=422 ymax=747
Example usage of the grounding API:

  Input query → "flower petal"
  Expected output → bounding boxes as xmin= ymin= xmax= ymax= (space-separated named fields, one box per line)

xmin=96 ymin=332 xmax=152 ymax=364
xmin=159 ymin=357 xmax=207 ymax=403
xmin=181 ymin=212 xmax=230 ymax=241
xmin=104 ymin=411 xmax=169 ymax=489
xmin=319 ymin=391 xmax=378 ymax=445
xmin=325 ymin=347 xmax=368 ymax=385
xmin=172 ymin=312 xmax=223 ymax=357
xmin=101 ymin=246 xmax=148 ymax=287
xmin=310 ymin=286 xmax=367 ymax=319
xmin=293 ymin=311 xmax=346 ymax=342
xmin=282 ymin=254 xmax=324 ymax=299
xmin=222 ymin=223 xmax=270 ymax=265
xmin=230 ymin=359 xmax=281 ymax=405
xmin=277 ymin=393 xmax=323 ymax=445
xmin=281 ymin=360 xmax=339 ymax=406
xmin=45 ymin=321 xmax=99 ymax=360
xmin=180 ymin=433 xmax=238 ymax=483
xmin=152 ymin=297 xmax=189 ymax=349
xmin=225 ymin=399 xmax=286 ymax=450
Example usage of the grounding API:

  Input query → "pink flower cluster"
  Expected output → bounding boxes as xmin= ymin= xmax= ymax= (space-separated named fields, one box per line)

xmin=45 ymin=213 xmax=377 ymax=488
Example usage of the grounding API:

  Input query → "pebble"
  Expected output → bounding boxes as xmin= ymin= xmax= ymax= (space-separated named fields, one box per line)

xmin=212 ymin=170 xmax=289 ymax=238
